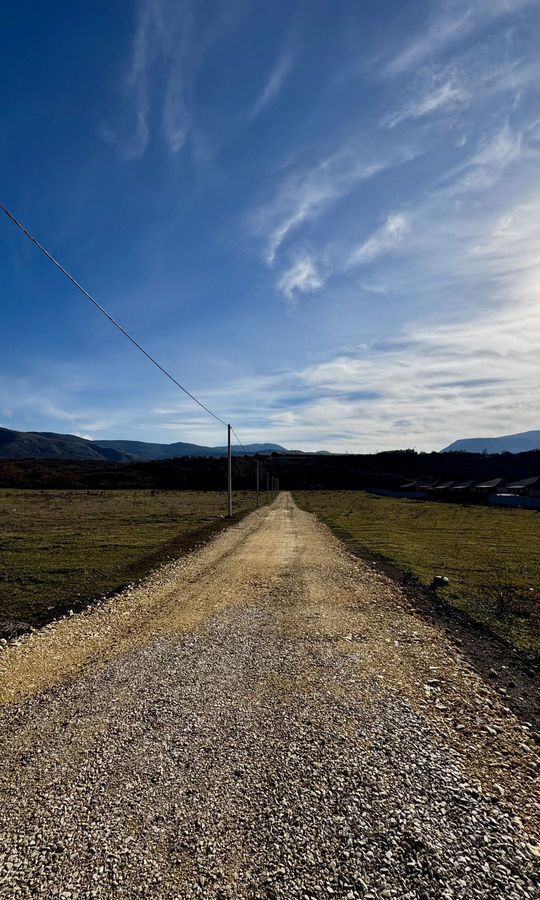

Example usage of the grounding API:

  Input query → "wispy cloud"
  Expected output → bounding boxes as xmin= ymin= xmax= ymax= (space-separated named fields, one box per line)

xmin=382 ymin=46 xmax=537 ymax=135
xmin=163 ymin=182 xmax=540 ymax=449
xmin=161 ymin=2 xmax=195 ymax=154
xmin=102 ymin=0 xmax=227 ymax=159
xmin=110 ymin=0 xmax=164 ymax=158
xmin=251 ymin=50 xmax=294 ymax=118
xmin=165 ymin=285 xmax=539 ymax=451
xmin=291 ymin=295 xmax=539 ymax=451
xmin=439 ymin=123 xmax=522 ymax=195
xmin=384 ymin=0 xmax=536 ymax=78
xmin=349 ymin=213 xmax=410 ymax=267
xmin=383 ymin=71 xmax=469 ymax=129
xmin=277 ymin=255 xmax=323 ymax=302
xmin=250 ymin=142 xmax=417 ymax=265
xmin=344 ymin=122 xmax=528 ymax=273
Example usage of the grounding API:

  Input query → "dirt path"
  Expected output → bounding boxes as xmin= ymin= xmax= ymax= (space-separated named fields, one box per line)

xmin=0 ymin=493 xmax=538 ymax=899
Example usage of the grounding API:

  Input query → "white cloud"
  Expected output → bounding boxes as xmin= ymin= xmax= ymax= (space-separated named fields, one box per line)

xmin=384 ymin=0 xmax=535 ymax=78
xmin=383 ymin=73 xmax=469 ymax=129
xmin=349 ymin=213 xmax=410 ymax=266
xmin=223 ymin=185 xmax=540 ymax=451
xmin=182 ymin=209 xmax=539 ymax=450
xmin=102 ymin=0 xmax=226 ymax=159
xmin=184 ymin=298 xmax=538 ymax=453
xmin=441 ymin=124 xmax=523 ymax=195
xmin=250 ymin=142 xmax=417 ymax=265
xmin=161 ymin=2 xmax=195 ymax=155
xmin=277 ymin=256 xmax=323 ymax=301
xmin=116 ymin=0 xmax=162 ymax=158
xmin=359 ymin=281 xmax=389 ymax=295
xmin=251 ymin=51 xmax=294 ymax=118
xmin=340 ymin=124 xmax=528 ymax=277
xmin=291 ymin=297 xmax=539 ymax=452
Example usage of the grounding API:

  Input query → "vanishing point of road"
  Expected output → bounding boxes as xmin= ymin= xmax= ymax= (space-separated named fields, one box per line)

xmin=0 ymin=493 xmax=538 ymax=898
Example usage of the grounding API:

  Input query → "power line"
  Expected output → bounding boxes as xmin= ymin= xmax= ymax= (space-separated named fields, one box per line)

xmin=0 ymin=201 xmax=229 ymax=428
xmin=230 ymin=426 xmax=248 ymax=454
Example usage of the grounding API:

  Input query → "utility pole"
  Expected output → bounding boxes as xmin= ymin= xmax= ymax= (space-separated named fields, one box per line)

xmin=256 ymin=460 xmax=260 ymax=508
xmin=266 ymin=472 xmax=270 ymax=493
xmin=227 ymin=424 xmax=233 ymax=517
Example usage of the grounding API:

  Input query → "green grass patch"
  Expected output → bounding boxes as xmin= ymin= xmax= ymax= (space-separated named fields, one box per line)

xmin=294 ymin=491 xmax=540 ymax=654
xmin=0 ymin=489 xmax=265 ymax=635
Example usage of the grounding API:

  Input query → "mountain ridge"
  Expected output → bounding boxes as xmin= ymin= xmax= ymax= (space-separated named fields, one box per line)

xmin=0 ymin=427 xmax=292 ymax=462
xmin=442 ymin=429 xmax=540 ymax=454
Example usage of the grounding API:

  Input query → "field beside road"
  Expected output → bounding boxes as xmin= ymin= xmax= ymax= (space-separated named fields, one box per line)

xmin=0 ymin=489 xmax=263 ymax=637
xmin=294 ymin=491 xmax=540 ymax=654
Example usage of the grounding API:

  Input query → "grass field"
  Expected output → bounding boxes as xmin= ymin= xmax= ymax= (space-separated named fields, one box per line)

xmin=294 ymin=491 xmax=540 ymax=654
xmin=0 ymin=489 xmax=264 ymax=637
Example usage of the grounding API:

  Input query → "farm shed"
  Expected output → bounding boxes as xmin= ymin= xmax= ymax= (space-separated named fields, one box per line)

xmin=502 ymin=476 xmax=540 ymax=496
xmin=428 ymin=481 xmax=454 ymax=501
xmin=450 ymin=479 xmax=475 ymax=494
xmin=473 ymin=477 xmax=505 ymax=495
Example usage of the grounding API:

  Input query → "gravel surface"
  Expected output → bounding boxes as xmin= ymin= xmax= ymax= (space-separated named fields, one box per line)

xmin=0 ymin=493 xmax=538 ymax=898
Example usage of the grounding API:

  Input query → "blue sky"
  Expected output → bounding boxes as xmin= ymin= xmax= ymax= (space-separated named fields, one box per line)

xmin=1 ymin=0 xmax=538 ymax=452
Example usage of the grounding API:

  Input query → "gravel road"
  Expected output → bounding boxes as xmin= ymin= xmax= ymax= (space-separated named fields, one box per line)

xmin=0 ymin=493 xmax=538 ymax=899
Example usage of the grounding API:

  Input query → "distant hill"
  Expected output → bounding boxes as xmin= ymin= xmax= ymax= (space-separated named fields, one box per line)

xmin=0 ymin=427 xmax=290 ymax=461
xmin=94 ymin=438 xmax=291 ymax=460
xmin=0 ymin=428 xmax=132 ymax=462
xmin=442 ymin=429 xmax=540 ymax=454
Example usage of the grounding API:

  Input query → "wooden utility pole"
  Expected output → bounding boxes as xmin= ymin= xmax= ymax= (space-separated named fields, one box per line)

xmin=227 ymin=424 xmax=233 ymax=517
xmin=256 ymin=460 xmax=260 ymax=508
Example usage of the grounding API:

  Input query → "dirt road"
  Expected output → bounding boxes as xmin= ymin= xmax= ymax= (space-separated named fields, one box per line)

xmin=0 ymin=493 xmax=538 ymax=898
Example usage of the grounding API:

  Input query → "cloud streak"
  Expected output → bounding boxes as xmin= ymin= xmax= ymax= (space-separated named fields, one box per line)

xmin=349 ymin=213 xmax=410 ymax=267
xmin=251 ymin=50 xmax=294 ymax=118
xmin=437 ymin=124 xmax=523 ymax=196
xmin=139 ymin=180 xmax=540 ymax=450
xmin=384 ymin=0 xmax=536 ymax=78
xmin=291 ymin=297 xmax=539 ymax=451
xmin=103 ymin=0 xmax=222 ymax=159
xmin=383 ymin=72 xmax=469 ymax=129
xmin=250 ymin=141 xmax=418 ymax=265
xmin=161 ymin=288 xmax=539 ymax=452
xmin=115 ymin=0 xmax=164 ymax=158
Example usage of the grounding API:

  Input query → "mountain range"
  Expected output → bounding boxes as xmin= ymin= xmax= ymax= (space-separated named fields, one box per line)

xmin=442 ymin=429 xmax=540 ymax=454
xmin=0 ymin=427 xmax=290 ymax=462
xmin=1 ymin=425 xmax=538 ymax=462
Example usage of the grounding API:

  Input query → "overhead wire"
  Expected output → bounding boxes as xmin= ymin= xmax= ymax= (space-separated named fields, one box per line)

xmin=230 ymin=426 xmax=248 ymax=454
xmin=0 ymin=201 xmax=255 ymax=440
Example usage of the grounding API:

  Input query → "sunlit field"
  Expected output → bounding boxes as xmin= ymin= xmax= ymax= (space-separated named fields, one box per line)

xmin=294 ymin=491 xmax=540 ymax=654
xmin=0 ymin=489 xmax=264 ymax=637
